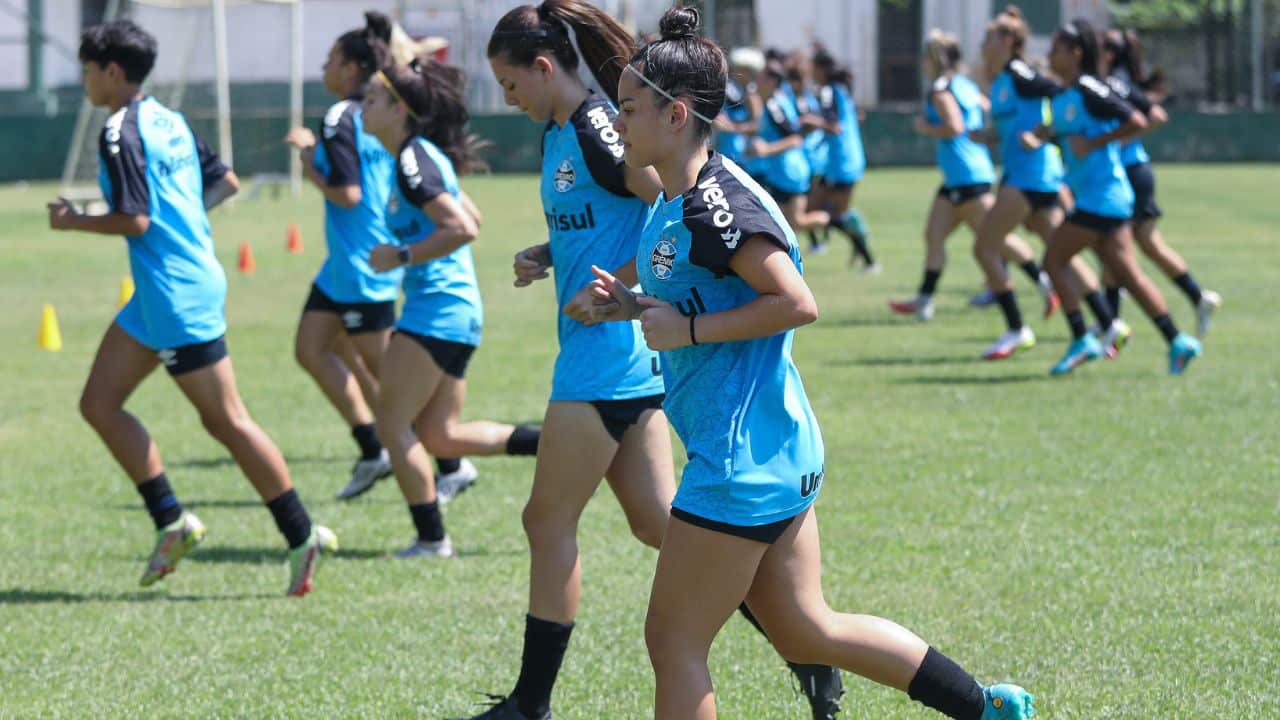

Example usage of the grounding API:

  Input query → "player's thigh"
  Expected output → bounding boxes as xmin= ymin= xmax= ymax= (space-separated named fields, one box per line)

xmin=378 ymin=333 xmax=444 ymax=427
xmin=525 ymin=401 xmax=620 ymax=528
xmin=605 ymin=408 xmax=677 ymax=545
xmin=294 ymin=310 xmax=343 ymax=362
xmin=924 ymin=195 xmax=961 ymax=243
xmin=348 ymin=327 xmax=391 ymax=378
xmin=82 ymin=322 xmax=161 ymax=412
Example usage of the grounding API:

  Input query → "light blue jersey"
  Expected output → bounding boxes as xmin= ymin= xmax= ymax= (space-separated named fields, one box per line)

xmin=1104 ymin=74 xmax=1154 ymax=167
xmin=925 ymin=74 xmax=995 ymax=187
xmin=990 ymin=59 xmax=1064 ymax=193
xmin=98 ymin=96 xmax=228 ymax=350
xmin=797 ymin=89 xmax=829 ymax=176
xmin=817 ymin=82 xmax=866 ymax=184
xmin=540 ymin=94 xmax=663 ymax=402
xmin=384 ymin=137 xmax=482 ymax=346
xmin=311 ymin=98 xmax=401 ymax=303
xmin=716 ymin=79 xmax=751 ymax=165
xmin=636 ymin=152 xmax=825 ymax=527
xmin=1051 ymin=75 xmax=1136 ymax=219
xmin=758 ymin=89 xmax=812 ymax=195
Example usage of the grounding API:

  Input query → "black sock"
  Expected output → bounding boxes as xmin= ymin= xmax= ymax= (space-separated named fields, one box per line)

xmin=907 ymin=647 xmax=985 ymax=720
xmin=408 ymin=501 xmax=444 ymax=542
xmin=512 ymin=614 xmax=574 ymax=719
xmin=852 ymin=235 xmax=875 ymax=264
xmin=919 ymin=269 xmax=942 ymax=297
xmin=1066 ymin=310 xmax=1087 ymax=340
xmin=1172 ymin=272 xmax=1203 ymax=305
xmin=137 ymin=473 xmax=183 ymax=529
xmin=1083 ymin=290 xmax=1115 ymax=331
xmin=1153 ymin=313 xmax=1180 ymax=344
xmin=808 ymin=230 xmax=822 ymax=249
xmin=351 ymin=423 xmax=382 ymax=460
xmin=506 ymin=425 xmax=540 ymax=456
xmin=266 ymin=488 xmax=312 ymax=549
xmin=1105 ymin=286 xmax=1123 ymax=317
xmin=436 ymin=457 xmax=461 ymax=476
xmin=995 ymin=290 xmax=1023 ymax=331
xmin=1017 ymin=260 xmax=1041 ymax=285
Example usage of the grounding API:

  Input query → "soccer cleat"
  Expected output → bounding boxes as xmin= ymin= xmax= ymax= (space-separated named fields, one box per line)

xmin=857 ymin=261 xmax=884 ymax=276
xmin=1195 ymin=290 xmax=1221 ymax=338
xmin=888 ymin=295 xmax=935 ymax=321
xmin=809 ymin=242 xmax=830 ymax=256
xmin=789 ymin=663 xmax=845 ymax=720
xmin=395 ymin=536 xmax=454 ymax=559
xmin=1041 ymin=289 xmax=1061 ymax=320
xmin=140 ymin=511 xmax=206 ymax=587
xmin=1049 ymin=334 xmax=1104 ymax=375
xmin=436 ymin=458 xmax=479 ymax=505
xmin=981 ymin=326 xmax=1036 ymax=360
xmin=286 ymin=525 xmax=338 ymax=598
xmin=1100 ymin=318 xmax=1132 ymax=359
xmin=981 ymin=683 xmax=1036 ymax=719
xmin=1168 ymin=332 xmax=1202 ymax=375
xmin=335 ymin=449 xmax=393 ymax=500
xmin=969 ymin=289 xmax=996 ymax=307
xmin=447 ymin=694 xmax=550 ymax=720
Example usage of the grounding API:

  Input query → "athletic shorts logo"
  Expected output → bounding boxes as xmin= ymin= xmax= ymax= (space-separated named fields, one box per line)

xmin=553 ymin=158 xmax=575 ymax=193
xmin=342 ymin=310 xmax=363 ymax=329
xmin=157 ymin=349 xmax=178 ymax=367
xmin=650 ymin=239 xmax=677 ymax=281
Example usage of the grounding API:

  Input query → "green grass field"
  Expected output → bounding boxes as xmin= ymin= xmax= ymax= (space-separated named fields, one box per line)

xmin=0 ymin=166 xmax=1276 ymax=719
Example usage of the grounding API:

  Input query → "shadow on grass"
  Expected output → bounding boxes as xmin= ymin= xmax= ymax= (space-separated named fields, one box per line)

xmin=192 ymin=546 xmax=387 ymax=564
xmin=831 ymin=354 xmax=979 ymax=368
xmin=0 ymin=588 xmax=273 ymax=604
xmin=169 ymin=454 xmax=345 ymax=471
xmin=891 ymin=373 xmax=1047 ymax=385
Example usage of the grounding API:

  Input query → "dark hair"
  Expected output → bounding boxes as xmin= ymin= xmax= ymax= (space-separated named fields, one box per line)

xmin=78 ymin=19 xmax=157 ymax=83
xmin=381 ymin=56 xmax=483 ymax=175
xmin=336 ymin=11 xmax=392 ymax=81
xmin=992 ymin=5 xmax=1030 ymax=57
xmin=924 ymin=29 xmax=962 ymax=74
xmin=812 ymin=48 xmax=852 ymax=90
xmin=1057 ymin=19 xmax=1101 ymax=76
xmin=1105 ymin=28 xmax=1165 ymax=92
xmin=761 ymin=59 xmax=787 ymax=85
xmin=627 ymin=6 xmax=727 ymax=141
xmin=487 ymin=0 xmax=635 ymax=105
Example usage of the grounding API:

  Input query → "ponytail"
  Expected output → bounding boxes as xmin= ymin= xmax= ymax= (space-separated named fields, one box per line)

xmin=336 ymin=12 xmax=392 ymax=81
xmin=1106 ymin=28 xmax=1165 ymax=92
xmin=380 ymin=56 xmax=484 ymax=175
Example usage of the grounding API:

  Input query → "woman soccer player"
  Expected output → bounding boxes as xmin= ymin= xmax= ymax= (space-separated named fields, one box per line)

xmin=360 ymin=57 xmax=541 ymax=558
xmin=1100 ymin=28 xmax=1220 ymax=337
xmin=1033 ymin=20 xmax=1201 ymax=375
xmin=51 ymin=20 xmax=334 ymax=597
xmin=810 ymin=49 xmax=878 ymax=271
xmin=891 ymin=30 xmax=1045 ymax=321
xmin=590 ymin=9 xmax=1037 ymax=719
xmin=450 ymin=4 xmax=842 ymax=719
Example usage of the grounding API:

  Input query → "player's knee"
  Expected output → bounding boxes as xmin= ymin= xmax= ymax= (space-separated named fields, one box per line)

xmin=199 ymin=410 xmax=242 ymax=444
xmin=417 ymin=424 xmax=454 ymax=458
xmin=763 ymin=613 xmax=828 ymax=664
xmin=293 ymin=337 xmax=322 ymax=371
xmin=628 ymin=512 xmax=666 ymax=549
xmin=78 ymin=388 xmax=112 ymax=428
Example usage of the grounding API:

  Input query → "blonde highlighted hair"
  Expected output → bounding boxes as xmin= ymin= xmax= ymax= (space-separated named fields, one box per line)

xmin=990 ymin=4 xmax=1030 ymax=57
xmin=924 ymin=28 xmax=962 ymax=74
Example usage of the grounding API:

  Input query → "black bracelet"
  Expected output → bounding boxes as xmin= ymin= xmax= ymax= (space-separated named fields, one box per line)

xmin=398 ymin=246 xmax=412 ymax=266
xmin=689 ymin=313 xmax=698 ymax=346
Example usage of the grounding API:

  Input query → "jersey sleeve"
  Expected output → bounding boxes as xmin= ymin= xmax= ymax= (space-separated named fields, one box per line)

xmin=1105 ymin=76 xmax=1153 ymax=114
xmin=319 ymin=102 xmax=361 ymax=187
xmin=818 ymin=85 xmax=840 ymax=124
xmin=396 ymin=142 xmax=449 ymax=207
xmin=724 ymin=80 xmax=745 ymax=108
xmin=1009 ymin=59 xmax=1061 ymax=99
xmin=1079 ymin=76 xmax=1136 ymax=122
xmin=764 ymin=97 xmax=801 ymax=136
xmin=193 ymin=131 xmax=229 ymax=189
xmin=99 ymin=109 xmax=149 ymax=216
xmin=684 ymin=176 xmax=790 ymax=277
xmin=574 ymin=100 xmax=631 ymax=197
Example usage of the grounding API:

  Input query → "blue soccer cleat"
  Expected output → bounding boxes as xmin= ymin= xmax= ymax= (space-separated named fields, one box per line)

xmin=982 ymin=683 xmax=1036 ymax=719
xmin=1050 ymin=334 xmax=1103 ymax=375
xmin=1168 ymin=332 xmax=1202 ymax=375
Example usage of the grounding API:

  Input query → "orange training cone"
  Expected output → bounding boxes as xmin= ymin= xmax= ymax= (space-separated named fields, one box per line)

xmin=38 ymin=304 xmax=63 ymax=352
xmin=117 ymin=276 xmax=135 ymax=308
xmin=238 ymin=241 xmax=256 ymax=273
xmin=286 ymin=223 xmax=303 ymax=254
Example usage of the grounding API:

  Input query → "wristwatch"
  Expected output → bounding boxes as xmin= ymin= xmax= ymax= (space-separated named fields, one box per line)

xmin=398 ymin=247 xmax=412 ymax=266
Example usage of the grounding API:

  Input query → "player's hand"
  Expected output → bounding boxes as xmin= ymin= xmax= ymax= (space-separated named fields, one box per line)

xmin=1067 ymin=135 xmax=1095 ymax=158
xmin=284 ymin=127 xmax=316 ymax=150
xmin=46 ymin=197 xmax=79 ymax=231
xmin=513 ymin=244 xmax=550 ymax=287
xmin=369 ymin=244 xmax=403 ymax=272
xmin=1018 ymin=130 xmax=1043 ymax=151
xmin=562 ymin=285 xmax=602 ymax=325
xmin=588 ymin=265 xmax=641 ymax=323
xmin=636 ymin=295 xmax=689 ymax=351
xmin=912 ymin=116 xmax=932 ymax=135
xmin=746 ymin=138 xmax=767 ymax=157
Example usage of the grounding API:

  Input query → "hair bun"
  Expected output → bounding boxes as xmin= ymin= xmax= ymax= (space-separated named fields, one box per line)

xmin=364 ymin=11 xmax=392 ymax=43
xmin=658 ymin=6 xmax=700 ymax=40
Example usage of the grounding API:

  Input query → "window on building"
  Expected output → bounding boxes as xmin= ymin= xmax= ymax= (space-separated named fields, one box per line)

xmin=879 ymin=0 xmax=922 ymax=102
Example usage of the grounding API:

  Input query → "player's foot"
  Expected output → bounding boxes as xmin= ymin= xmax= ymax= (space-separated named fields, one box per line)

xmin=809 ymin=242 xmax=829 ymax=255
xmin=1050 ymin=335 xmax=1103 ymax=375
xmin=889 ymin=295 xmax=934 ymax=321
xmin=1100 ymin=318 xmax=1132 ymax=359
xmin=395 ymin=536 xmax=455 ymax=559
xmin=981 ymin=683 xmax=1036 ymax=719
xmin=981 ymin=326 xmax=1036 ymax=360
xmin=1196 ymin=290 xmax=1221 ymax=338
xmin=447 ymin=694 xmax=549 ymax=720
xmin=286 ymin=525 xmax=338 ymax=598
xmin=857 ymin=261 xmax=884 ymax=276
xmin=437 ymin=459 xmax=478 ymax=505
xmin=789 ymin=663 xmax=845 ymax=720
xmin=1168 ymin=332 xmax=1202 ymax=376
xmin=968 ymin=289 xmax=996 ymax=307
xmin=1041 ymin=288 xmax=1061 ymax=320
xmin=335 ymin=449 xmax=392 ymax=500
xmin=140 ymin=511 xmax=206 ymax=587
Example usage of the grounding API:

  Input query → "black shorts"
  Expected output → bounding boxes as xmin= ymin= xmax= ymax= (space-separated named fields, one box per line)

xmin=303 ymin=284 xmax=396 ymax=335
xmin=757 ymin=180 xmax=804 ymax=205
xmin=1066 ymin=210 xmax=1130 ymax=236
xmin=1125 ymin=162 xmax=1163 ymax=222
xmin=818 ymin=177 xmax=856 ymax=192
xmin=671 ymin=506 xmax=799 ymax=545
xmin=159 ymin=335 xmax=228 ymax=377
xmin=999 ymin=176 xmax=1060 ymax=211
xmin=937 ymin=183 xmax=992 ymax=206
xmin=394 ymin=330 xmax=476 ymax=379
xmin=590 ymin=394 xmax=665 ymax=443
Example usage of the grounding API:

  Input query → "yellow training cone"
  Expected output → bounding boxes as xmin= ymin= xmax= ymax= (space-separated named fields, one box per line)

xmin=117 ymin=276 xmax=135 ymax=308
xmin=38 ymin=304 xmax=63 ymax=352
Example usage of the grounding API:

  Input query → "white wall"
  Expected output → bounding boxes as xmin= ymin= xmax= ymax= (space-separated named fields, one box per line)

xmin=757 ymin=0 xmax=879 ymax=105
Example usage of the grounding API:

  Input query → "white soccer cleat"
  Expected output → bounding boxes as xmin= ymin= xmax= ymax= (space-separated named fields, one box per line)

xmin=395 ymin=536 xmax=455 ymax=559
xmin=335 ymin=449 xmax=392 ymax=500
xmin=436 ymin=458 xmax=478 ymax=505
xmin=1100 ymin=318 xmax=1133 ymax=359
xmin=1196 ymin=290 xmax=1221 ymax=338
xmin=888 ymin=295 xmax=935 ymax=321
xmin=981 ymin=326 xmax=1036 ymax=360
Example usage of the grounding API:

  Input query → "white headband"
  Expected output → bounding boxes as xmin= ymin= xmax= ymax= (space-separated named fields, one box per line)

xmin=623 ymin=64 xmax=717 ymax=124
xmin=559 ymin=19 xmax=604 ymax=99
